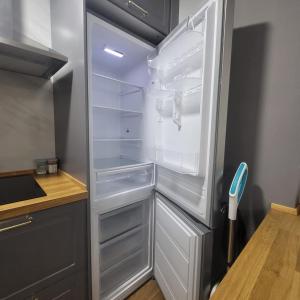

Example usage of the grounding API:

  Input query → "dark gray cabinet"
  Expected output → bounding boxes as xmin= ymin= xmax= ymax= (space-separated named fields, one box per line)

xmin=26 ymin=272 xmax=86 ymax=300
xmin=0 ymin=201 xmax=87 ymax=300
xmin=86 ymin=0 xmax=179 ymax=44
xmin=108 ymin=0 xmax=171 ymax=35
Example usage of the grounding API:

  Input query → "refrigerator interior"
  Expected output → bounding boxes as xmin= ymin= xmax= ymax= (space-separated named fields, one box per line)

xmin=88 ymin=16 xmax=154 ymax=175
xmin=87 ymin=13 xmax=155 ymax=300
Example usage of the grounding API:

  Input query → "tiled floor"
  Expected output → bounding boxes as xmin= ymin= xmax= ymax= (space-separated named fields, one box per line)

xmin=127 ymin=279 xmax=165 ymax=300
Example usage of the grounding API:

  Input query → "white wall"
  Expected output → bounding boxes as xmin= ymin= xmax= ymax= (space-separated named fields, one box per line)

xmin=0 ymin=0 xmax=51 ymax=46
xmin=0 ymin=0 xmax=55 ymax=172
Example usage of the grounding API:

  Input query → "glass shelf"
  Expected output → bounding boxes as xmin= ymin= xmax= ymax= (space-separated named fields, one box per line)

xmin=93 ymin=105 xmax=143 ymax=114
xmin=92 ymin=73 xmax=142 ymax=95
xmin=93 ymin=138 xmax=143 ymax=142
xmin=92 ymin=73 xmax=144 ymax=112
xmin=93 ymin=158 xmax=148 ymax=171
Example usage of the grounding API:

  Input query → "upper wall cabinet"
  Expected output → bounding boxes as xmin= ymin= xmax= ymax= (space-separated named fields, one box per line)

xmin=87 ymin=0 xmax=179 ymax=44
xmin=110 ymin=0 xmax=171 ymax=35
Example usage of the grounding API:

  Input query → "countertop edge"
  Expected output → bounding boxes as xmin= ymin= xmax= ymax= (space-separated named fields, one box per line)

xmin=0 ymin=170 xmax=88 ymax=221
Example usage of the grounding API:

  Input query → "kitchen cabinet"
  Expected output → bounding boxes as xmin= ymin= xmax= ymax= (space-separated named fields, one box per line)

xmin=0 ymin=201 xmax=87 ymax=300
xmin=108 ymin=0 xmax=171 ymax=35
xmin=86 ymin=0 xmax=179 ymax=44
xmin=26 ymin=273 xmax=86 ymax=300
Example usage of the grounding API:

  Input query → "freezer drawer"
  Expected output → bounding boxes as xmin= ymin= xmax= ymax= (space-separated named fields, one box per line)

xmin=154 ymin=194 xmax=212 ymax=300
xmin=99 ymin=199 xmax=148 ymax=243
xmin=96 ymin=198 xmax=153 ymax=299
xmin=95 ymin=164 xmax=154 ymax=199
xmin=100 ymin=225 xmax=148 ymax=272
xmin=100 ymin=249 xmax=148 ymax=299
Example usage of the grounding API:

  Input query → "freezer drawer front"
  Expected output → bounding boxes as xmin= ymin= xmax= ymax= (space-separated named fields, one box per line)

xmin=154 ymin=195 xmax=210 ymax=300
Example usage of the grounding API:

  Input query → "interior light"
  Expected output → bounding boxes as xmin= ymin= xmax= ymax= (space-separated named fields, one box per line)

xmin=104 ymin=47 xmax=124 ymax=58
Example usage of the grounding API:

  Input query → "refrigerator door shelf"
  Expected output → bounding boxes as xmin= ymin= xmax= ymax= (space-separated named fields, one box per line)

xmin=153 ymin=148 xmax=203 ymax=176
xmin=154 ymin=88 xmax=202 ymax=118
xmin=162 ymin=76 xmax=203 ymax=94
xmin=148 ymin=29 xmax=204 ymax=72
xmin=156 ymin=166 xmax=207 ymax=221
xmin=149 ymin=48 xmax=204 ymax=90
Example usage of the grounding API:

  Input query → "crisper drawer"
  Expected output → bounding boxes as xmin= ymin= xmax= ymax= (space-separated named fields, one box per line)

xmin=95 ymin=163 xmax=154 ymax=199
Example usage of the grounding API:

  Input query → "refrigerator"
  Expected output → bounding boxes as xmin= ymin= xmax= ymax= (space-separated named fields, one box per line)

xmin=87 ymin=0 xmax=234 ymax=299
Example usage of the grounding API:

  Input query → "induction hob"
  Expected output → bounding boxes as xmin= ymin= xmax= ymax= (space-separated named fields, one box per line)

xmin=0 ymin=174 xmax=46 ymax=205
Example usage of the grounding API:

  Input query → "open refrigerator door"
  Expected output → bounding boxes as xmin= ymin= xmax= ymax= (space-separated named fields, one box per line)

xmin=146 ymin=0 xmax=234 ymax=226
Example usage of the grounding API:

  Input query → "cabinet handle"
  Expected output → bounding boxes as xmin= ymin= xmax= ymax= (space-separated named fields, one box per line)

xmin=128 ymin=0 xmax=148 ymax=16
xmin=0 ymin=216 xmax=33 ymax=233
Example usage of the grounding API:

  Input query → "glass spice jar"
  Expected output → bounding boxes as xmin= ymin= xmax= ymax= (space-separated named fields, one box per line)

xmin=47 ymin=158 xmax=58 ymax=174
xmin=35 ymin=159 xmax=48 ymax=175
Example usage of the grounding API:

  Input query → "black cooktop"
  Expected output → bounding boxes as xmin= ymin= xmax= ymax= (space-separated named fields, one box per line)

xmin=0 ymin=174 xmax=46 ymax=205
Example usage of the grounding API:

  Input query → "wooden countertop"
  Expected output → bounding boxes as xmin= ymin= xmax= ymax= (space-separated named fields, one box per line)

xmin=0 ymin=171 xmax=88 ymax=221
xmin=212 ymin=209 xmax=300 ymax=300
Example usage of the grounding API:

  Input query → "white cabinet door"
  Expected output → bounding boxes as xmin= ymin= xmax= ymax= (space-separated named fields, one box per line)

xmin=154 ymin=195 xmax=209 ymax=300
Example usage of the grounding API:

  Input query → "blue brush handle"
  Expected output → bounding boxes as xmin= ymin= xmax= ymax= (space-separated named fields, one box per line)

xmin=228 ymin=162 xmax=248 ymax=221
xmin=229 ymin=162 xmax=248 ymax=203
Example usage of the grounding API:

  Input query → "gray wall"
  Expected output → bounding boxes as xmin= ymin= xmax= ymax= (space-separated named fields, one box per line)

xmin=179 ymin=0 xmax=202 ymax=22
xmin=0 ymin=0 xmax=55 ymax=172
xmin=51 ymin=0 xmax=88 ymax=183
xmin=179 ymin=0 xmax=300 ymax=237
xmin=226 ymin=0 xmax=300 ymax=237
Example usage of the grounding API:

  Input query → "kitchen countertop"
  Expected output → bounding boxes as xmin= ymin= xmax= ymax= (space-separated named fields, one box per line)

xmin=0 ymin=170 xmax=88 ymax=221
xmin=211 ymin=208 xmax=300 ymax=300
